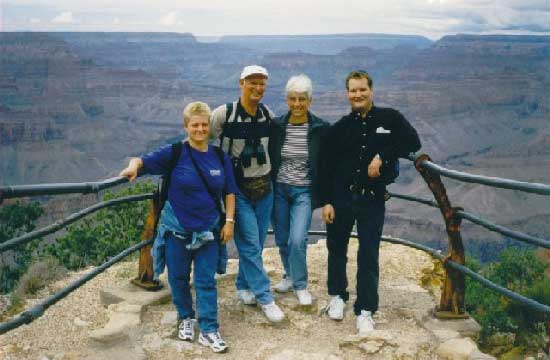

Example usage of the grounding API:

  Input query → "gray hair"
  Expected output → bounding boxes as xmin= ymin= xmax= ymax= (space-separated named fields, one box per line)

xmin=285 ymin=74 xmax=313 ymax=99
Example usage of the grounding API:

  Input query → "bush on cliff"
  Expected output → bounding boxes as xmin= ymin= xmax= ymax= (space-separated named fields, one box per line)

xmin=0 ymin=201 xmax=44 ymax=293
xmin=466 ymin=248 xmax=548 ymax=354
xmin=13 ymin=256 xmax=67 ymax=298
xmin=46 ymin=181 xmax=155 ymax=270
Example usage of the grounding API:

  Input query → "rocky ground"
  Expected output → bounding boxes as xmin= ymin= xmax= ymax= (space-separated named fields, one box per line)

xmin=0 ymin=239 xmax=493 ymax=360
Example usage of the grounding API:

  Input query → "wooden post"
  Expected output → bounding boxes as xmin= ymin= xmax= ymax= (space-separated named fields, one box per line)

xmin=415 ymin=154 xmax=468 ymax=318
xmin=131 ymin=189 xmax=163 ymax=291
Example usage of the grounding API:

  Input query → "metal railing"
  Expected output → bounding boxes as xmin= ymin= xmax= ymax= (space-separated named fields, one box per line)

xmin=1 ymin=153 xmax=549 ymax=335
xmin=0 ymin=177 xmax=129 ymax=200
xmin=0 ymin=193 xmax=154 ymax=253
xmin=0 ymin=176 xmax=162 ymax=335
xmin=400 ymin=153 xmax=549 ymax=317
xmin=0 ymin=238 xmax=153 ymax=334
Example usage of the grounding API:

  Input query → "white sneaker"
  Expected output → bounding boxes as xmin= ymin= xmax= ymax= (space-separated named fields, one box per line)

xmin=327 ymin=295 xmax=345 ymax=320
xmin=261 ymin=301 xmax=285 ymax=323
xmin=295 ymin=289 xmax=312 ymax=306
xmin=177 ymin=318 xmax=195 ymax=341
xmin=356 ymin=310 xmax=375 ymax=334
xmin=273 ymin=277 xmax=293 ymax=293
xmin=237 ymin=289 xmax=257 ymax=305
xmin=198 ymin=331 xmax=228 ymax=353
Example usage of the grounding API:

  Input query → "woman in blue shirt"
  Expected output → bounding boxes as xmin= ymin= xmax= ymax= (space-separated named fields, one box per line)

xmin=119 ymin=101 xmax=237 ymax=353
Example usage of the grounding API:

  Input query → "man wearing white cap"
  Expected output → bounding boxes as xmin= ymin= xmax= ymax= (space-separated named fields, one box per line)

xmin=210 ymin=65 xmax=285 ymax=322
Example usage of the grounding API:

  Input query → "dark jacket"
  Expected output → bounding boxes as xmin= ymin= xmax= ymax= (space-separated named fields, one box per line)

xmin=269 ymin=111 xmax=330 ymax=208
xmin=318 ymin=105 xmax=421 ymax=208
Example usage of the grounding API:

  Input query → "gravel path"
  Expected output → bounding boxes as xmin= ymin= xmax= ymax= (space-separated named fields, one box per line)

xmin=1 ymin=239 xmax=446 ymax=359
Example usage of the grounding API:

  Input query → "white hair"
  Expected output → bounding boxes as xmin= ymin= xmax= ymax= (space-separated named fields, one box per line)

xmin=285 ymin=74 xmax=313 ymax=99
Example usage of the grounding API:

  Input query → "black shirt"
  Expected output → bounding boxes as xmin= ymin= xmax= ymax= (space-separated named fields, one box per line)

xmin=318 ymin=105 xmax=421 ymax=207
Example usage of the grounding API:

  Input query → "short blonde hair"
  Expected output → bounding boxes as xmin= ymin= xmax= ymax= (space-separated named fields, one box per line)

xmin=183 ymin=101 xmax=211 ymax=126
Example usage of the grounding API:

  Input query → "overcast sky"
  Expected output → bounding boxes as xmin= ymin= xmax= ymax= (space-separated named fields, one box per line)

xmin=2 ymin=0 xmax=550 ymax=40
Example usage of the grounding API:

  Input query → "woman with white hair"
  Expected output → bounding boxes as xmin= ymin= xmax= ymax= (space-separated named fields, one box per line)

xmin=119 ymin=101 xmax=237 ymax=353
xmin=269 ymin=74 xmax=330 ymax=305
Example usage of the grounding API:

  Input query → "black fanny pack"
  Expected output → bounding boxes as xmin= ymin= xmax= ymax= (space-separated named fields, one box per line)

xmin=240 ymin=174 xmax=271 ymax=201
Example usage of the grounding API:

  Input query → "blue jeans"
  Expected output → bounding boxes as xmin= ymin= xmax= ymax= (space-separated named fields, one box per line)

xmin=272 ymin=183 xmax=312 ymax=290
xmin=152 ymin=204 xmax=228 ymax=278
xmin=165 ymin=232 xmax=219 ymax=333
xmin=234 ymin=189 xmax=274 ymax=305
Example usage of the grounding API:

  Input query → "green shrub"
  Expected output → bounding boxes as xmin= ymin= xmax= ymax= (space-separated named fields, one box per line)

xmin=46 ymin=181 xmax=155 ymax=270
xmin=466 ymin=248 xmax=549 ymax=353
xmin=14 ymin=256 xmax=67 ymax=297
xmin=507 ymin=276 xmax=550 ymax=354
xmin=491 ymin=249 xmax=545 ymax=292
xmin=0 ymin=201 xmax=44 ymax=293
xmin=466 ymin=276 xmax=517 ymax=338
xmin=0 ymin=293 xmax=24 ymax=322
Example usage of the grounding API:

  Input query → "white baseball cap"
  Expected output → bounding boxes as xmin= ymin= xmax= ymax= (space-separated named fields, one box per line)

xmin=240 ymin=65 xmax=269 ymax=80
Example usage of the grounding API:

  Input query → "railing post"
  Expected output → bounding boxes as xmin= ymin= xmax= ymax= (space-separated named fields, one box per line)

xmin=131 ymin=189 xmax=162 ymax=291
xmin=415 ymin=154 xmax=468 ymax=318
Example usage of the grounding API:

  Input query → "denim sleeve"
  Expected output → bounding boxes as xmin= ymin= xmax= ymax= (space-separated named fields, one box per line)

xmin=151 ymin=224 xmax=167 ymax=277
xmin=141 ymin=144 xmax=173 ymax=175
xmin=222 ymin=152 xmax=238 ymax=195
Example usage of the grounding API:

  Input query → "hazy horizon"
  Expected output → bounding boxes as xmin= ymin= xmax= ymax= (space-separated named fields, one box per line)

xmin=3 ymin=31 xmax=550 ymax=45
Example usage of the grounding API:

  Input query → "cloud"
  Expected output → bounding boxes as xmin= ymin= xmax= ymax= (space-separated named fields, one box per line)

xmin=3 ymin=0 xmax=550 ymax=37
xmin=398 ymin=0 xmax=550 ymax=35
xmin=51 ymin=11 xmax=75 ymax=23
xmin=30 ymin=18 xmax=41 ymax=23
xmin=159 ymin=11 xmax=179 ymax=26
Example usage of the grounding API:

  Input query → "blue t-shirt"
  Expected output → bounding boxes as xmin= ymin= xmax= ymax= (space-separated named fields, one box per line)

xmin=142 ymin=143 xmax=238 ymax=232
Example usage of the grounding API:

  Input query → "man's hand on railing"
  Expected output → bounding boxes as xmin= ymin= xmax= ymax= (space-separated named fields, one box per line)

xmin=322 ymin=204 xmax=335 ymax=224
xmin=119 ymin=158 xmax=143 ymax=182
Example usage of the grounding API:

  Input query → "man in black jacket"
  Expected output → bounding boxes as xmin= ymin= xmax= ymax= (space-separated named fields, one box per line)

xmin=319 ymin=70 xmax=421 ymax=334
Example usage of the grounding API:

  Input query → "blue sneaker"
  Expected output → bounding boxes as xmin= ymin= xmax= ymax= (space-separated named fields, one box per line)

xmin=199 ymin=331 xmax=228 ymax=353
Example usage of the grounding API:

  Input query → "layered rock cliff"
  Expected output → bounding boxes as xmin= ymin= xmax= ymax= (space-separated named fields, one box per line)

xmin=1 ymin=32 xmax=549 ymax=260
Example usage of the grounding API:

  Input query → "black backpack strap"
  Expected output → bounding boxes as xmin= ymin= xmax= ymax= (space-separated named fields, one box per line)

xmin=212 ymin=145 xmax=225 ymax=165
xmin=159 ymin=142 xmax=183 ymax=211
xmin=220 ymin=102 xmax=234 ymax=154
xmin=225 ymin=102 xmax=234 ymax=122
xmin=258 ymin=103 xmax=271 ymax=123
xmin=169 ymin=142 xmax=184 ymax=171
